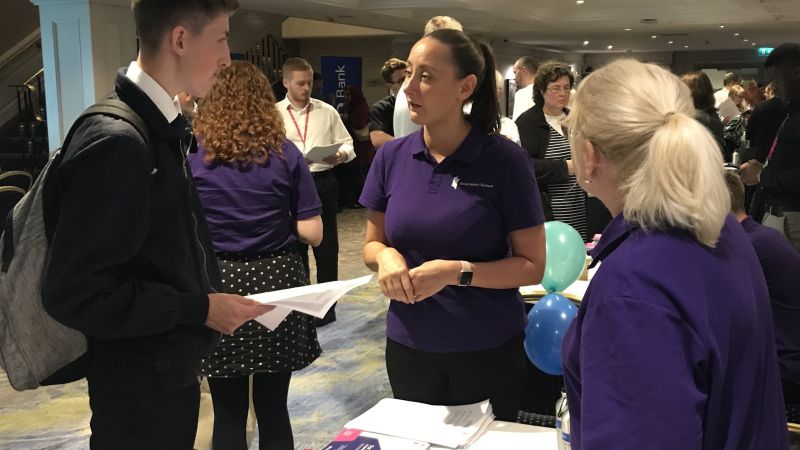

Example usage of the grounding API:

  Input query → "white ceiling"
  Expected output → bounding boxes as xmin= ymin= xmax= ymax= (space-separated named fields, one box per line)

xmin=239 ymin=0 xmax=800 ymax=52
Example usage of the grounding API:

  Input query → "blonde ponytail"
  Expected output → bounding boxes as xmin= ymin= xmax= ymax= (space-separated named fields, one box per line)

xmin=624 ymin=111 xmax=729 ymax=246
xmin=567 ymin=59 xmax=729 ymax=247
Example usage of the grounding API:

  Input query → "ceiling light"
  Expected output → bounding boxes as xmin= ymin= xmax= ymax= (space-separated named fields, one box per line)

xmin=576 ymin=0 xmax=585 ymax=4
xmin=607 ymin=45 xmax=614 ymax=49
xmin=624 ymin=28 xmax=632 ymax=31
xmin=668 ymin=41 xmax=674 ymax=44
xmin=734 ymin=33 xmax=740 ymax=36
xmin=583 ymin=40 xmax=590 ymax=45
xmin=651 ymin=35 xmax=657 ymax=39
xmin=684 ymin=45 xmax=689 ymax=48
xmin=743 ymin=39 xmax=749 ymax=42
xmin=719 ymin=25 xmax=725 ymax=29
xmin=752 ymin=42 xmax=757 ymax=46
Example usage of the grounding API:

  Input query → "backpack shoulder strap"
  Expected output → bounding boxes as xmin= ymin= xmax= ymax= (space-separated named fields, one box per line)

xmin=72 ymin=97 xmax=155 ymax=168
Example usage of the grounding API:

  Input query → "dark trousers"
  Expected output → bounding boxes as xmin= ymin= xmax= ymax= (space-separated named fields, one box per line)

xmin=301 ymin=170 xmax=339 ymax=323
xmin=208 ymin=373 xmax=293 ymax=450
xmin=87 ymin=380 xmax=200 ymax=450
xmin=385 ymin=334 xmax=527 ymax=421
xmin=311 ymin=171 xmax=339 ymax=283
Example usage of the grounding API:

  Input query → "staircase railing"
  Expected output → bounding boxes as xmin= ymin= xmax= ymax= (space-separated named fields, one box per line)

xmin=244 ymin=34 xmax=288 ymax=83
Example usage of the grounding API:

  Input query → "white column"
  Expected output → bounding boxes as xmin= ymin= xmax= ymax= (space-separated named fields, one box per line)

xmin=30 ymin=0 xmax=136 ymax=150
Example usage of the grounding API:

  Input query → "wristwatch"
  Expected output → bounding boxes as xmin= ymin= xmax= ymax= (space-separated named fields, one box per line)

xmin=457 ymin=260 xmax=473 ymax=286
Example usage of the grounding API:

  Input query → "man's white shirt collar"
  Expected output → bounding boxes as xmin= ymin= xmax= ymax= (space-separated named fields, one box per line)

xmin=125 ymin=61 xmax=182 ymax=123
xmin=283 ymin=97 xmax=314 ymax=113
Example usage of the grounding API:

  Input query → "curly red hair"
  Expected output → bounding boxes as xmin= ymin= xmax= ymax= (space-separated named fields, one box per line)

xmin=194 ymin=60 xmax=285 ymax=166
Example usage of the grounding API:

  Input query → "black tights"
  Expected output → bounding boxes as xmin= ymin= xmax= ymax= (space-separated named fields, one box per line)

xmin=207 ymin=372 xmax=293 ymax=450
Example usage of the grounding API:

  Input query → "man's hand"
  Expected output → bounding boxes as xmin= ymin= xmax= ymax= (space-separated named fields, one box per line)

xmin=739 ymin=159 xmax=763 ymax=186
xmin=323 ymin=150 xmax=345 ymax=166
xmin=206 ymin=293 xmax=275 ymax=334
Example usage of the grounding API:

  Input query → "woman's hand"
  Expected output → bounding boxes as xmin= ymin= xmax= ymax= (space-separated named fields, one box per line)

xmin=408 ymin=259 xmax=460 ymax=302
xmin=377 ymin=247 xmax=416 ymax=303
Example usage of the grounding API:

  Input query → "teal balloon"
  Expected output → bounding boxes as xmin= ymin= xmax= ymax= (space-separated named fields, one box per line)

xmin=541 ymin=221 xmax=586 ymax=293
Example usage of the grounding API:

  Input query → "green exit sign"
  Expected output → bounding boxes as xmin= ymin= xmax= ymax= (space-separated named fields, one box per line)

xmin=758 ymin=47 xmax=774 ymax=56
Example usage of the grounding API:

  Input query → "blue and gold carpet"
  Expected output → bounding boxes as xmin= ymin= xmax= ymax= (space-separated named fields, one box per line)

xmin=0 ymin=210 xmax=391 ymax=449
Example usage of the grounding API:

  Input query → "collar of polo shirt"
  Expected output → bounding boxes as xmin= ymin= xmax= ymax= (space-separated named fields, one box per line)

xmin=410 ymin=127 xmax=485 ymax=164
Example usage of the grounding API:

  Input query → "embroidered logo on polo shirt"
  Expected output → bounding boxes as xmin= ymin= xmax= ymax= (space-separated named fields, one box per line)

xmin=451 ymin=175 xmax=493 ymax=189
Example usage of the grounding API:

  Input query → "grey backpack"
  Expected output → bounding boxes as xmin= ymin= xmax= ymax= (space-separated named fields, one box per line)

xmin=0 ymin=97 xmax=151 ymax=390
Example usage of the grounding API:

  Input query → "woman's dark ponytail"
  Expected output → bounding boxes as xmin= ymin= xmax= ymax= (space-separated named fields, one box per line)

xmin=468 ymin=41 xmax=500 ymax=134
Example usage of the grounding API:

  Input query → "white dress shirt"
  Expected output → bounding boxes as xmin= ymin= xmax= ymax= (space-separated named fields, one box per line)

xmin=714 ymin=88 xmax=730 ymax=109
xmin=512 ymin=84 xmax=535 ymax=121
xmin=125 ymin=61 xmax=182 ymax=123
xmin=277 ymin=97 xmax=355 ymax=173
xmin=499 ymin=116 xmax=521 ymax=145
xmin=392 ymin=86 xmax=421 ymax=138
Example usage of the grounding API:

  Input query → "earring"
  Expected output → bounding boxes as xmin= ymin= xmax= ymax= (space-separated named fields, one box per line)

xmin=584 ymin=178 xmax=593 ymax=184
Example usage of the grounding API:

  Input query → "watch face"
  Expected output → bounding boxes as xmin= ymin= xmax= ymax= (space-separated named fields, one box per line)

xmin=459 ymin=271 xmax=473 ymax=286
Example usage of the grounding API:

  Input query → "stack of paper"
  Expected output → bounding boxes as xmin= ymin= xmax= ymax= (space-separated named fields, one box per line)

xmin=248 ymin=275 xmax=372 ymax=330
xmin=321 ymin=428 xmax=430 ymax=450
xmin=344 ymin=398 xmax=495 ymax=448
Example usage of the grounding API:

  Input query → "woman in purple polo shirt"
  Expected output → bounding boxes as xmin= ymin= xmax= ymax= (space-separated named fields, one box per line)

xmin=189 ymin=61 xmax=323 ymax=450
xmin=359 ymin=29 xmax=547 ymax=421
xmin=562 ymin=59 xmax=788 ymax=448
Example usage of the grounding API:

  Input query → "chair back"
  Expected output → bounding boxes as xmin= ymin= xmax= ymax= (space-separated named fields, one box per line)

xmin=0 ymin=171 xmax=33 ymax=192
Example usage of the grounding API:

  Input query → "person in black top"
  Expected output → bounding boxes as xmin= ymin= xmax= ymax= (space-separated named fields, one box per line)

xmin=680 ymin=71 xmax=726 ymax=154
xmin=41 ymin=1 xmax=273 ymax=448
xmin=746 ymin=89 xmax=786 ymax=163
xmin=740 ymin=42 xmax=800 ymax=252
xmin=369 ymin=58 xmax=407 ymax=149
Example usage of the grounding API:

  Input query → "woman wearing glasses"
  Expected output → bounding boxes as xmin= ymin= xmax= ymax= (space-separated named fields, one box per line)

xmin=517 ymin=61 xmax=587 ymax=239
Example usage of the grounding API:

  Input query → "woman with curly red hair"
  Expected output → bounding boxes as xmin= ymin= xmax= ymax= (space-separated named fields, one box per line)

xmin=189 ymin=60 xmax=322 ymax=450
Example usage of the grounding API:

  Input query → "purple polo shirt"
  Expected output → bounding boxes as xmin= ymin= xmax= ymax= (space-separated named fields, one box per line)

xmin=359 ymin=128 xmax=545 ymax=352
xmin=741 ymin=216 xmax=800 ymax=385
xmin=188 ymin=140 xmax=322 ymax=254
xmin=562 ymin=214 xmax=788 ymax=449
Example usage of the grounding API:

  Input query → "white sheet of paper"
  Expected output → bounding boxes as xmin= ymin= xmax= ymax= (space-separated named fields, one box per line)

xmin=345 ymin=398 xmax=494 ymax=448
xmin=718 ymin=97 xmax=740 ymax=121
xmin=304 ymin=143 xmax=343 ymax=163
xmin=249 ymin=275 xmax=373 ymax=330
xmin=431 ymin=421 xmax=558 ymax=450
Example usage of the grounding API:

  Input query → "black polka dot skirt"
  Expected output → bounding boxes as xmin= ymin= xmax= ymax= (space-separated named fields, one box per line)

xmin=200 ymin=247 xmax=322 ymax=378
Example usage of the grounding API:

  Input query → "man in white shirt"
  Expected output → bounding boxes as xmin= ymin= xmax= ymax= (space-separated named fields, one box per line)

xmin=392 ymin=16 xmax=463 ymax=138
xmin=511 ymin=56 xmax=537 ymax=120
xmin=715 ymin=72 xmax=742 ymax=106
xmin=277 ymin=57 xmax=355 ymax=325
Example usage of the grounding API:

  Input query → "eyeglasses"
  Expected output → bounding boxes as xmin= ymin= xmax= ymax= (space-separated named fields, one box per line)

xmin=546 ymin=86 xmax=572 ymax=94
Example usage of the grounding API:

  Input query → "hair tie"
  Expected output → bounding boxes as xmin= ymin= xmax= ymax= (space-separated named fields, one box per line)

xmin=662 ymin=111 xmax=677 ymax=125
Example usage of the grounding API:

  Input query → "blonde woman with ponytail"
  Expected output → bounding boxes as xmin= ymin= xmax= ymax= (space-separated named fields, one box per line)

xmin=560 ymin=59 xmax=788 ymax=449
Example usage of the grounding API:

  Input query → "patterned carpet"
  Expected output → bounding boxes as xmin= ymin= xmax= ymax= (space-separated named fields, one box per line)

xmin=0 ymin=209 xmax=392 ymax=449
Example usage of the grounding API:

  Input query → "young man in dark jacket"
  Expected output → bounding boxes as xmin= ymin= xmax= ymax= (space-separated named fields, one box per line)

xmin=41 ymin=1 xmax=273 ymax=448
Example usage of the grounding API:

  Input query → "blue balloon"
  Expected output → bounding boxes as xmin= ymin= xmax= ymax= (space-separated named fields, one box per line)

xmin=525 ymin=292 xmax=578 ymax=375
xmin=541 ymin=221 xmax=586 ymax=293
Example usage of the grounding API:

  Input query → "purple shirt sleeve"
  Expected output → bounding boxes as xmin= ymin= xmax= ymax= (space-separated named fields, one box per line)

xmin=359 ymin=144 xmax=388 ymax=212
xmin=286 ymin=141 xmax=322 ymax=220
xmin=576 ymin=295 xmax=705 ymax=448
xmin=497 ymin=144 xmax=545 ymax=230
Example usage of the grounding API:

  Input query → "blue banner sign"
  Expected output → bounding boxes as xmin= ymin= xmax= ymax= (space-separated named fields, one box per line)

xmin=321 ymin=56 xmax=362 ymax=112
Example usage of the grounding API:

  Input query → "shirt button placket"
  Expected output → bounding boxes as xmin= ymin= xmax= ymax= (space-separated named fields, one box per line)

xmin=428 ymin=161 xmax=445 ymax=193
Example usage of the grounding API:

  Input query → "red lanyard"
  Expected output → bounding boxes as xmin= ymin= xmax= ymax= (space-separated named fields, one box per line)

xmin=287 ymin=105 xmax=310 ymax=146
xmin=767 ymin=114 xmax=790 ymax=161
